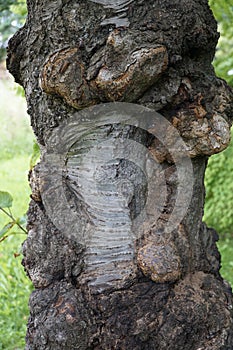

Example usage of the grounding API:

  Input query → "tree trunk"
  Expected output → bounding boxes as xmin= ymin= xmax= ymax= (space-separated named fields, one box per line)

xmin=7 ymin=1 xmax=233 ymax=349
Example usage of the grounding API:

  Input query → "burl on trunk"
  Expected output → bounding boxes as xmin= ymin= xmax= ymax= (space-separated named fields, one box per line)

xmin=7 ymin=1 xmax=233 ymax=349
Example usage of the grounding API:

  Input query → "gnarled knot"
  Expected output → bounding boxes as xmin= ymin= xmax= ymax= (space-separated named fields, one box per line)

xmin=172 ymin=112 xmax=231 ymax=157
xmin=40 ymin=39 xmax=168 ymax=109
xmin=93 ymin=46 xmax=168 ymax=102
xmin=137 ymin=242 xmax=181 ymax=283
xmin=39 ymin=47 xmax=96 ymax=109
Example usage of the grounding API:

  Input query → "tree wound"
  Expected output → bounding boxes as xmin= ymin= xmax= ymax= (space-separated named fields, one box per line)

xmin=40 ymin=47 xmax=97 ymax=109
xmin=40 ymin=35 xmax=168 ymax=108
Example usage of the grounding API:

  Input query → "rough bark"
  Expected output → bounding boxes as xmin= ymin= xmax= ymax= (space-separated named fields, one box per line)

xmin=7 ymin=0 xmax=233 ymax=349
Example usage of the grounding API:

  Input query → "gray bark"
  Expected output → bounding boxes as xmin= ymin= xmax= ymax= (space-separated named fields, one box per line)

xmin=7 ymin=0 xmax=233 ymax=349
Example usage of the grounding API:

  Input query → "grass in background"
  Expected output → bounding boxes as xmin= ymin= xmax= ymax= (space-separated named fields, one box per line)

xmin=0 ymin=69 xmax=33 ymax=350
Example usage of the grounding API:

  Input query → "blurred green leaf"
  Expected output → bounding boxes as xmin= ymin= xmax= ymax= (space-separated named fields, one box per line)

xmin=0 ymin=191 xmax=13 ymax=208
xmin=0 ymin=222 xmax=15 ymax=237
xmin=17 ymin=215 xmax=27 ymax=226
xmin=30 ymin=141 xmax=40 ymax=170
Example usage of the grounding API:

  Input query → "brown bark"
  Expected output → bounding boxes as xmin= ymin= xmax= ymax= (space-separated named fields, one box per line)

xmin=7 ymin=0 xmax=233 ymax=349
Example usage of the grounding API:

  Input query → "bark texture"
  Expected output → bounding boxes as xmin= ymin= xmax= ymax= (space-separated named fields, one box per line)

xmin=7 ymin=0 xmax=233 ymax=349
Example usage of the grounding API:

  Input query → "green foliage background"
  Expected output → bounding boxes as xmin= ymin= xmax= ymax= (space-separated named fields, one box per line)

xmin=204 ymin=1 xmax=233 ymax=237
xmin=0 ymin=75 xmax=33 ymax=349
xmin=0 ymin=0 xmax=26 ymax=60
xmin=204 ymin=131 xmax=233 ymax=235
xmin=209 ymin=0 xmax=233 ymax=86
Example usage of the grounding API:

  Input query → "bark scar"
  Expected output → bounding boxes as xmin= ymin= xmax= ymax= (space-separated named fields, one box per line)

xmin=40 ymin=31 xmax=168 ymax=108
xmin=92 ymin=46 xmax=168 ymax=102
